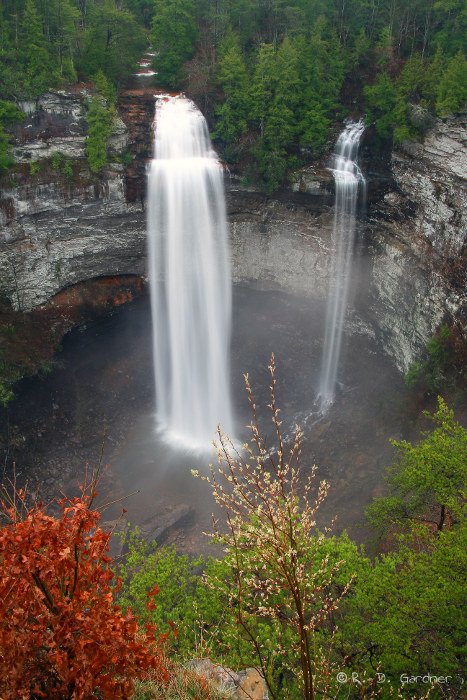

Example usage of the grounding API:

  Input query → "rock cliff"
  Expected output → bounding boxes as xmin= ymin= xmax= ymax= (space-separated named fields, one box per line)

xmin=367 ymin=116 xmax=466 ymax=370
xmin=0 ymin=88 xmax=465 ymax=373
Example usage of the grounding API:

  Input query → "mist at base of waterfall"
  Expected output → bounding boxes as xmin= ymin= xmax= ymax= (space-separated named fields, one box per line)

xmin=3 ymin=285 xmax=409 ymax=554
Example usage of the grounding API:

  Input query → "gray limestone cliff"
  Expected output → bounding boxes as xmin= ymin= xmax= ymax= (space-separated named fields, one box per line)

xmin=367 ymin=117 xmax=466 ymax=371
xmin=0 ymin=89 xmax=465 ymax=373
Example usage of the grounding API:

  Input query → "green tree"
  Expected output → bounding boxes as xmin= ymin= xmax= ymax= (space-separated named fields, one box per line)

xmin=151 ymin=0 xmax=198 ymax=87
xmin=425 ymin=44 xmax=445 ymax=101
xmin=40 ymin=0 xmax=79 ymax=82
xmin=19 ymin=0 xmax=56 ymax=96
xmin=250 ymin=42 xmax=277 ymax=139
xmin=295 ymin=24 xmax=344 ymax=154
xmin=298 ymin=104 xmax=330 ymax=155
xmin=78 ymin=0 xmax=146 ymax=85
xmin=85 ymin=95 xmax=114 ymax=173
xmin=432 ymin=0 xmax=467 ymax=56
xmin=339 ymin=524 xmax=466 ymax=690
xmin=436 ymin=50 xmax=467 ymax=116
xmin=0 ymin=100 xmax=24 ymax=171
xmin=117 ymin=535 xmax=203 ymax=652
xmin=393 ymin=53 xmax=430 ymax=142
xmin=364 ymin=72 xmax=397 ymax=139
xmin=212 ymin=31 xmax=250 ymax=161
xmin=366 ymin=397 xmax=467 ymax=537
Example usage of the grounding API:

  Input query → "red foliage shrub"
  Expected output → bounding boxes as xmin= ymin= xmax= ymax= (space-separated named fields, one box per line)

xmin=0 ymin=479 xmax=169 ymax=699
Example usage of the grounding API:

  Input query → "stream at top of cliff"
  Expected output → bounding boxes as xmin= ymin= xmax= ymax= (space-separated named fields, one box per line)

xmin=1 ymin=285 xmax=410 ymax=554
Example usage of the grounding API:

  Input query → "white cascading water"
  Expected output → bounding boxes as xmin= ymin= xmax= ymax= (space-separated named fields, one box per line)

xmin=147 ymin=95 xmax=234 ymax=450
xmin=318 ymin=120 xmax=365 ymax=410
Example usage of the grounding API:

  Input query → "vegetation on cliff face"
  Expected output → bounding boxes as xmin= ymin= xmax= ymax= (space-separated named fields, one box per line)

xmin=85 ymin=72 xmax=117 ymax=173
xmin=0 ymin=100 xmax=23 ymax=172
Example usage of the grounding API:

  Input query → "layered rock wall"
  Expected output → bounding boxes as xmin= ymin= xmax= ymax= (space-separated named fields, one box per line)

xmin=367 ymin=117 xmax=466 ymax=370
xmin=0 ymin=89 xmax=465 ymax=373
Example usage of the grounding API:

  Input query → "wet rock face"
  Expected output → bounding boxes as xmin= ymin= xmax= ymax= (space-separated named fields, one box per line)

xmin=227 ymin=184 xmax=335 ymax=300
xmin=0 ymin=165 xmax=146 ymax=309
xmin=367 ymin=116 xmax=466 ymax=371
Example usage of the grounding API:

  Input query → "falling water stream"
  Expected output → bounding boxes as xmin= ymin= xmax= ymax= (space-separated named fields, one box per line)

xmin=147 ymin=96 xmax=234 ymax=450
xmin=318 ymin=120 xmax=365 ymax=409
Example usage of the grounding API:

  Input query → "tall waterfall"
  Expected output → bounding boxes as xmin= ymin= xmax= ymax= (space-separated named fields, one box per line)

xmin=147 ymin=96 xmax=234 ymax=450
xmin=318 ymin=120 xmax=365 ymax=409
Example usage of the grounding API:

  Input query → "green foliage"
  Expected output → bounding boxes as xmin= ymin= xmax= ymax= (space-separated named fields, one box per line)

xmin=19 ymin=0 xmax=57 ymax=96
xmin=63 ymin=157 xmax=74 ymax=179
xmin=405 ymin=325 xmax=458 ymax=395
xmin=119 ymin=150 xmax=133 ymax=166
xmin=436 ymin=50 xmax=467 ymax=116
xmin=0 ymin=1 xmax=147 ymax=98
xmin=364 ymin=73 xmax=397 ymax=139
xmin=117 ymin=532 xmax=203 ymax=653
xmin=51 ymin=151 xmax=64 ymax=170
xmin=77 ymin=1 xmax=146 ymax=85
xmin=212 ymin=31 xmax=250 ymax=161
xmin=0 ymin=100 xmax=24 ymax=172
xmin=366 ymin=397 xmax=467 ymax=536
xmin=0 ymin=0 xmax=464 ymax=190
xmin=151 ymin=0 xmax=198 ymax=87
xmin=299 ymin=105 xmax=331 ymax=155
xmin=338 ymin=524 xmax=467 ymax=690
xmin=29 ymin=161 xmax=40 ymax=176
xmin=93 ymin=70 xmax=117 ymax=107
xmin=115 ymin=386 xmax=466 ymax=699
xmin=433 ymin=0 xmax=467 ymax=56
xmin=85 ymin=95 xmax=114 ymax=174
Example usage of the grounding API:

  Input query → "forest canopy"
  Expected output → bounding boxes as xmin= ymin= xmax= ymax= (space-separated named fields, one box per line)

xmin=0 ymin=1 xmax=465 ymax=188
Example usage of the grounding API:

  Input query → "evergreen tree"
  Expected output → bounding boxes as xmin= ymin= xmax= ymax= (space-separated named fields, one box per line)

xmin=0 ymin=100 xmax=24 ymax=171
xmin=48 ymin=0 xmax=80 ymax=81
xmin=250 ymin=43 xmax=277 ymax=139
xmin=19 ymin=0 xmax=56 ymax=96
xmin=85 ymin=95 xmax=114 ymax=173
xmin=213 ymin=31 xmax=250 ymax=161
xmin=436 ymin=50 xmax=467 ymax=116
xmin=151 ymin=0 xmax=198 ymax=87
xmin=364 ymin=72 xmax=397 ymax=139
xmin=78 ymin=0 xmax=146 ymax=85
xmin=393 ymin=53 xmax=430 ymax=142
xmin=425 ymin=44 xmax=445 ymax=102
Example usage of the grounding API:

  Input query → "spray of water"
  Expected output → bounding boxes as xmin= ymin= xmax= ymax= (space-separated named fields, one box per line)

xmin=147 ymin=96 xmax=234 ymax=450
xmin=318 ymin=120 xmax=365 ymax=410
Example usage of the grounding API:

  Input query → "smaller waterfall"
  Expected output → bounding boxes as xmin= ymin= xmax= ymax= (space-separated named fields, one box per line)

xmin=147 ymin=96 xmax=234 ymax=450
xmin=318 ymin=121 xmax=365 ymax=410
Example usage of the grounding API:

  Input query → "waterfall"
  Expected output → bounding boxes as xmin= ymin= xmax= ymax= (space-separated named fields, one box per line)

xmin=318 ymin=120 xmax=365 ymax=410
xmin=147 ymin=95 xmax=234 ymax=450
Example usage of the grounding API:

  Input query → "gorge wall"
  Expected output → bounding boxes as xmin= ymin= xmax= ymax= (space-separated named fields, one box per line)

xmin=0 ymin=89 xmax=465 ymax=373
